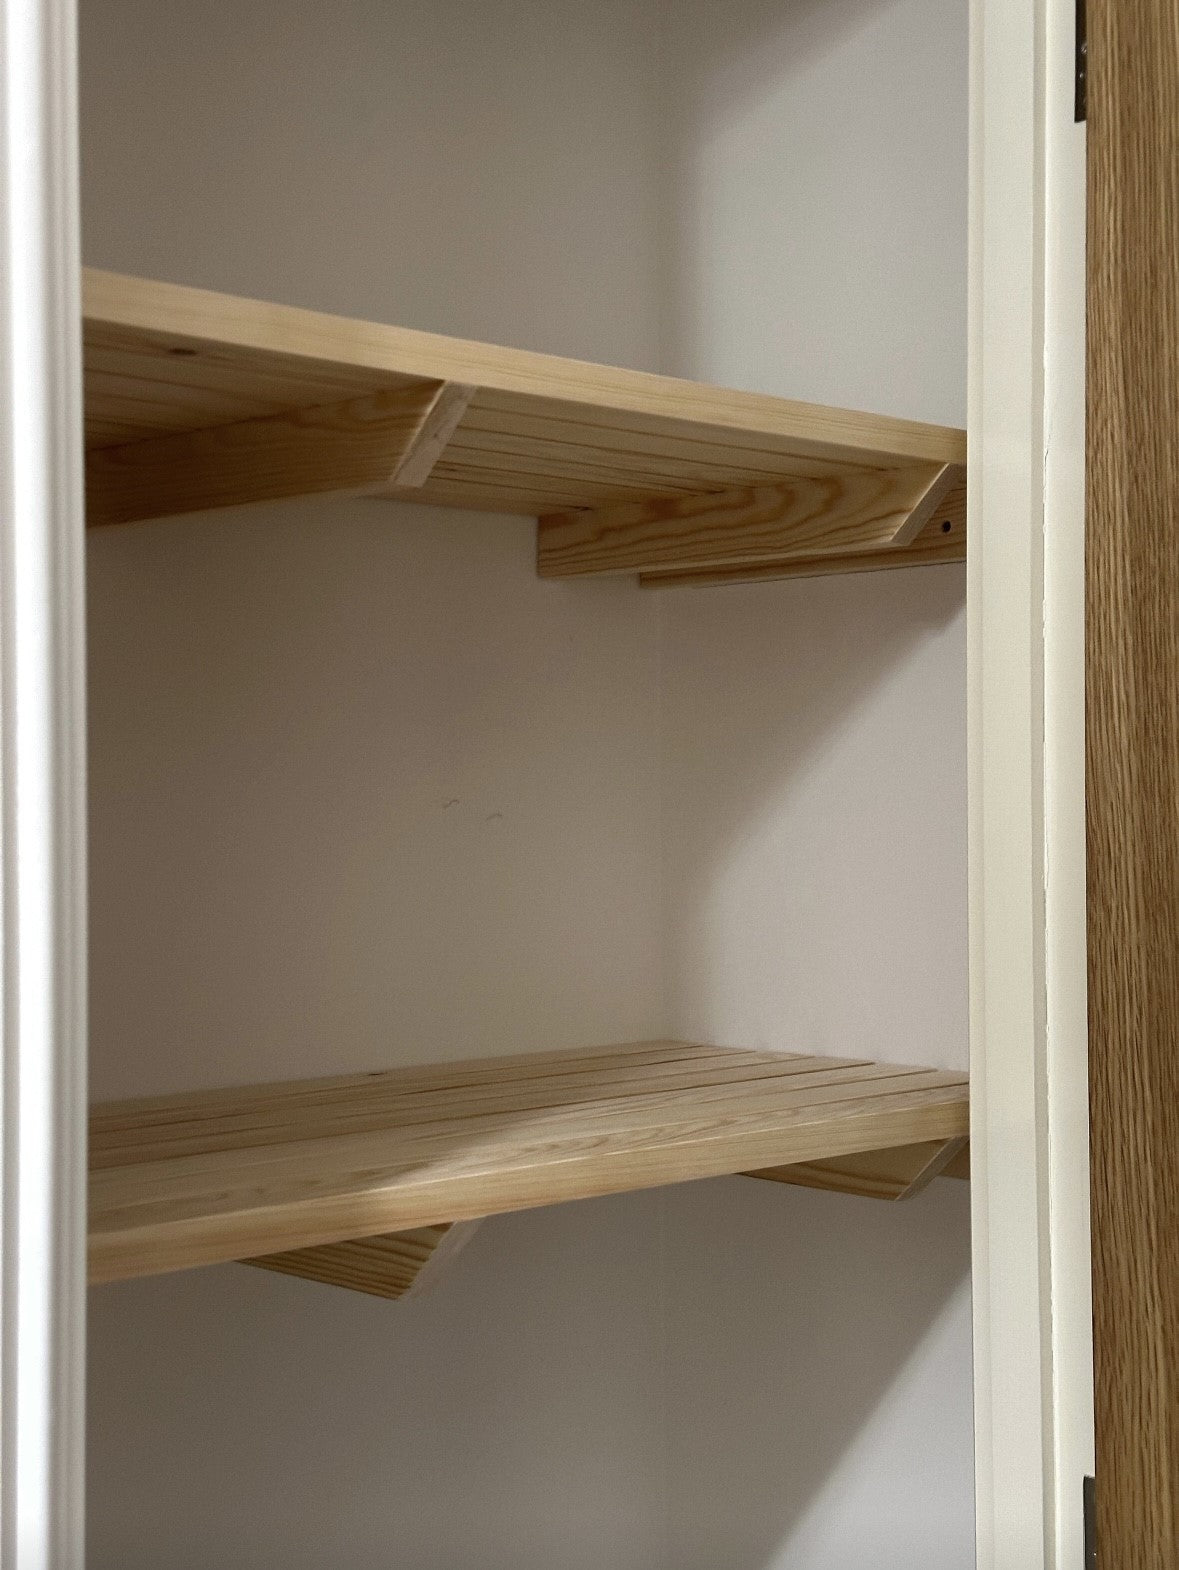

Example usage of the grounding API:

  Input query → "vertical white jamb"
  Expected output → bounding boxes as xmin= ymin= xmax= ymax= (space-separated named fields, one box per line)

xmin=968 ymin=0 xmax=1093 ymax=1563
xmin=1039 ymin=0 xmax=1094 ymax=1555
xmin=0 ymin=0 xmax=87 ymax=1564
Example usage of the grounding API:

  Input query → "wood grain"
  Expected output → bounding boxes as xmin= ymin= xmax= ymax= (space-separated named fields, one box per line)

xmin=89 ymin=1041 xmax=968 ymax=1284
xmin=390 ymin=381 xmax=477 ymax=487
xmin=746 ymin=1136 xmax=968 ymax=1200
xmin=83 ymin=269 xmax=966 ymax=466
xmin=82 ymin=269 xmax=968 ymax=572
xmin=1087 ymin=0 xmax=1179 ymax=1555
xmin=889 ymin=464 xmax=965 ymax=546
xmin=243 ymin=1220 xmax=482 ymax=1301
xmin=86 ymin=380 xmax=457 ymax=527
xmin=639 ymin=481 xmax=966 ymax=587
xmin=535 ymin=465 xmax=955 ymax=578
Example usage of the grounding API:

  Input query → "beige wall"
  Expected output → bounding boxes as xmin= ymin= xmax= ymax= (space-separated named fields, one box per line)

xmin=83 ymin=1 xmax=971 ymax=1565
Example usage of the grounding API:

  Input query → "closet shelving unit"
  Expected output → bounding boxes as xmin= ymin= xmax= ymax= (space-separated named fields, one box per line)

xmin=84 ymin=269 xmax=971 ymax=1302
xmin=84 ymin=268 xmax=966 ymax=579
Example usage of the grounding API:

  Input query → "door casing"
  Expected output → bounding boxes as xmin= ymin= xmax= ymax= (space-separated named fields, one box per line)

xmin=1086 ymin=0 xmax=1179 ymax=1556
xmin=0 ymin=0 xmax=88 ymax=1565
xmin=968 ymin=0 xmax=1094 ymax=1562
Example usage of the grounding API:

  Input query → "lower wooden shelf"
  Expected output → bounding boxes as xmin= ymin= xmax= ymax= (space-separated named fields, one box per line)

xmin=89 ymin=1040 xmax=969 ymax=1300
xmin=243 ymin=1220 xmax=483 ymax=1301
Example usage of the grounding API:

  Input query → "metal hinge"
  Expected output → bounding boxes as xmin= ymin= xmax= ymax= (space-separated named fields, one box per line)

xmin=1075 ymin=0 xmax=1088 ymax=121
xmin=1084 ymin=1475 xmax=1097 ymax=1567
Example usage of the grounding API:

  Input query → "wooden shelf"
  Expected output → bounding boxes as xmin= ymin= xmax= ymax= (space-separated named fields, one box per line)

xmin=90 ymin=1040 xmax=968 ymax=1298
xmin=83 ymin=269 xmax=967 ymax=582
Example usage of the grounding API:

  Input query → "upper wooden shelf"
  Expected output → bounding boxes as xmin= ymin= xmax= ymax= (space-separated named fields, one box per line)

xmin=83 ymin=269 xmax=967 ymax=584
xmin=90 ymin=1039 xmax=968 ymax=1299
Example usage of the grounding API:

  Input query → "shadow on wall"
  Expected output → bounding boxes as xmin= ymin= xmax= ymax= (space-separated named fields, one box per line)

xmin=86 ymin=500 xmax=665 ymax=1099
xmin=660 ymin=564 xmax=968 ymax=1070
xmin=86 ymin=1193 xmax=671 ymax=1570
xmin=657 ymin=566 xmax=972 ymax=1569
xmin=655 ymin=0 xmax=972 ymax=1560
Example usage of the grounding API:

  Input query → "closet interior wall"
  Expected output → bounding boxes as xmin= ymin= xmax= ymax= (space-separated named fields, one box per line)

xmin=81 ymin=2 xmax=972 ymax=1567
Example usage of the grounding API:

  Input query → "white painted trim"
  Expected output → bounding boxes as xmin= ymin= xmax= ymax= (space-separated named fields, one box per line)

xmin=968 ymin=0 xmax=1093 ymax=1562
xmin=0 ymin=0 xmax=88 ymax=1563
xmin=1040 ymin=0 xmax=1095 ymax=1554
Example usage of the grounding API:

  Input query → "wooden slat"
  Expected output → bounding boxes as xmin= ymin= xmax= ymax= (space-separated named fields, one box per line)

xmin=82 ymin=269 xmax=968 ymax=569
xmin=379 ymin=391 xmax=878 ymax=514
xmin=245 ymin=1140 xmax=971 ymax=1300
xmin=1087 ymin=0 xmax=1179 ymax=1553
xmin=82 ymin=269 xmax=966 ymax=467
xmin=83 ymin=322 xmax=404 ymax=445
xmin=243 ymin=1220 xmax=482 ymax=1301
xmin=86 ymin=380 xmax=463 ymax=527
xmin=638 ymin=481 xmax=967 ymax=587
xmin=746 ymin=1135 xmax=968 ymax=1200
xmin=90 ymin=1052 xmax=880 ymax=1168
xmin=536 ymin=465 xmax=956 ymax=578
xmin=89 ymin=1041 xmax=798 ymax=1156
xmin=92 ymin=1067 xmax=965 ymax=1212
xmin=88 ymin=1042 xmax=968 ymax=1284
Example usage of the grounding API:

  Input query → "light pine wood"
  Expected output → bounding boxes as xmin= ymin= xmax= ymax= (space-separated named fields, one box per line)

xmin=1087 ymin=0 xmax=1179 ymax=1554
xmin=89 ymin=1041 xmax=968 ymax=1284
xmin=88 ymin=376 xmax=480 ymax=527
xmin=249 ymin=1141 xmax=969 ymax=1301
xmin=82 ymin=269 xmax=967 ymax=577
xmin=82 ymin=269 xmax=966 ymax=465
xmin=639 ymin=480 xmax=966 ymax=587
xmin=243 ymin=1220 xmax=482 ymax=1301
xmin=941 ymin=1141 xmax=970 ymax=1181
xmin=746 ymin=1135 xmax=968 ymax=1201
xmin=889 ymin=464 xmax=965 ymax=546
xmin=86 ymin=381 xmax=461 ymax=527
xmin=535 ymin=464 xmax=960 ymax=578
xmin=390 ymin=381 xmax=478 ymax=487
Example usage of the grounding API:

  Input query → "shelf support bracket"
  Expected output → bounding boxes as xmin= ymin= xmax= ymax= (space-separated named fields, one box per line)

xmin=744 ymin=1136 xmax=969 ymax=1200
xmin=639 ymin=477 xmax=967 ymax=587
xmin=86 ymin=379 xmax=477 ymax=527
xmin=537 ymin=463 xmax=964 ymax=580
xmin=240 ymin=1219 xmax=483 ymax=1302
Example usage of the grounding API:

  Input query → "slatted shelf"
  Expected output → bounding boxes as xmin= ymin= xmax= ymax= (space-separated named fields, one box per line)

xmin=89 ymin=1040 xmax=968 ymax=1297
xmin=83 ymin=269 xmax=967 ymax=581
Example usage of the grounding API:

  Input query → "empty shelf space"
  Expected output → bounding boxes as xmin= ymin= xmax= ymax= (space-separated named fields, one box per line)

xmin=83 ymin=269 xmax=967 ymax=580
xmin=89 ymin=1040 xmax=968 ymax=1289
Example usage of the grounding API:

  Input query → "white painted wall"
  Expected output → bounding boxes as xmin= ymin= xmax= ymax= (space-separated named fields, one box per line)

xmin=656 ymin=4 xmax=972 ymax=1562
xmin=659 ymin=566 xmax=974 ymax=1570
xmin=82 ymin=1 xmax=972 ymax=1565
xmin=657 ymin=0 xmax=968 ymax=422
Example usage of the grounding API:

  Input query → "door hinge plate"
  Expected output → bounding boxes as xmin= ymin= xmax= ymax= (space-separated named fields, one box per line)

xmin=1084 ymin=1475 xmax=1097 ymax=1567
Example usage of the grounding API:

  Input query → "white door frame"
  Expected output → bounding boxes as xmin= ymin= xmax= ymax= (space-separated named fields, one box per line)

xmin=968 ymin=0 xmax=1094 ymax=1562
xmin=0 ymin=0 xmax=88 ymax=1563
